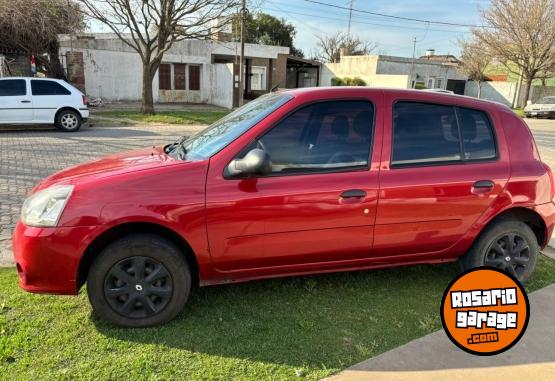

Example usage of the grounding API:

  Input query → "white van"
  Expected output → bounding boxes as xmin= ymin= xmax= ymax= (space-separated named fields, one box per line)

xmin=0 ymin=77 xmax=89 ymax=132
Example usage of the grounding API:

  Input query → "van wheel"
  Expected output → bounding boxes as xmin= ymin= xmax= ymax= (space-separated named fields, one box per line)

xmin=459 ymin=219 xmax=538 ymax=283
xmin=55 ymin=109 xmax=82 ymax=132
xmin=87 ymin=234 xmax=191 ymax=327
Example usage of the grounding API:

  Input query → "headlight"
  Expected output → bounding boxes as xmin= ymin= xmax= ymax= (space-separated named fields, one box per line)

xmin=21 ymin=185 xmax=74 ymax=227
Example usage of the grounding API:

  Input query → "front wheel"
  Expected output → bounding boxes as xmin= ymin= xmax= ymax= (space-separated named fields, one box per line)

xmin=459 ymin=219 xmax=539 ymax=283
xmin=87 ymin=234 xmax=191 ymax=327
xmin=55 ymin=109 xmax=82 ymax=132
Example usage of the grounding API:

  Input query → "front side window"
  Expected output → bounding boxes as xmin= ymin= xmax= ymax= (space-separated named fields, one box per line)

xmin=253 ymin=100 xmax=374 ymax=174
xmin=31 ymin=80 xmax=71 ymax=96
xmin=174 ymin=93 xmax=292 ymax=160
xmin=0 ymin=79 xmax=26 ymax=96
xmin=392 ymin=102 xmax=497 ymax=167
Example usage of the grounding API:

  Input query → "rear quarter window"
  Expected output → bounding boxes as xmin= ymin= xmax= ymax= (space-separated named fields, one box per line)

xmin=458 ymin=107 xmax=496 ymax=160
xmin=31 ymin=80 xmax=71 ymax=96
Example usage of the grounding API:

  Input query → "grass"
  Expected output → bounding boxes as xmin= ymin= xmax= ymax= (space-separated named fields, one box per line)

xmin=513 ymin=108 xmax=525 ymax=117
xmin=2 ymin=255 xmax=555 ymax=380
xmin=92 ymin=110 xmax=229 ymax=125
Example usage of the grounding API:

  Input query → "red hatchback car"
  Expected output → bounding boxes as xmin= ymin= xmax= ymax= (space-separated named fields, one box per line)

xmin=13 ymin=88 xmax=555 ymax=327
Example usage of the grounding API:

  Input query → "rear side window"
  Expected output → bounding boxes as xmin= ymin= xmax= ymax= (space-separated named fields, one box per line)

xmin=392 ymin=102 xmax=496 ymax=167
xmin=0 ymin=79 xmax=26 ymax=96
xmin=458 ymin=107 xmax=496 ymax=160
xmin=31 ymin=80 xmax=71 ymax=96
xmin=392 ymin=102 xmax=461 ymax=166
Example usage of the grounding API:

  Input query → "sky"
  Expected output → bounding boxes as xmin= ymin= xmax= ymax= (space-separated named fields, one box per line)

xmin=260 ymin=0 xmax=492 ymax=58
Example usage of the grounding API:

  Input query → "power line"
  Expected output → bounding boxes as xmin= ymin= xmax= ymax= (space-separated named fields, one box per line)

xmin=303 ymin=0 xmax=486 ymax=28
xmin=263 ymin=6 xmax=473 ymax=34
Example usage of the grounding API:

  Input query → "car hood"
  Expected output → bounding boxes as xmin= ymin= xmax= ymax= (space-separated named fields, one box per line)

xmin=36 ymin=146 xmax=183 ymax=190
xmin=525 ymin=103 xmax=555 ymax=110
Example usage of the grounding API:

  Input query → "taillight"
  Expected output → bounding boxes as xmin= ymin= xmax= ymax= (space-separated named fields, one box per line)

xmin=82 ymin=95 xmax=89 ymax=106
xmin=543 ymin=162 xmax=555 ymax=200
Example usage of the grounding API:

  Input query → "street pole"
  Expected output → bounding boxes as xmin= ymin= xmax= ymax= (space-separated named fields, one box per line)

xmin=347 ymin=0 xmax=354 ymax=36
xmin=238 ymin=0 xmax=246 ymax=107
xmin=409 ymin=37 xmax=416 ymax=88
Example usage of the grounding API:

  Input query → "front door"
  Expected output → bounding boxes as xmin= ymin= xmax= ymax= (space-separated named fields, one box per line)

xmin=206 ymin=97 xmax=383 ymax=271
xmin=0 ymin=79 xmax=33 ymax=122
xmin=374 ymin=97 xmax=510 ymax=258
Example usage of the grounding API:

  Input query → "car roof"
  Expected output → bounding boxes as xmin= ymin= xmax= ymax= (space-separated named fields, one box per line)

xmin=279 ymin=86 xmax=511 ymax=111
xmin=0 ymin=77 xmax=65 ymax=82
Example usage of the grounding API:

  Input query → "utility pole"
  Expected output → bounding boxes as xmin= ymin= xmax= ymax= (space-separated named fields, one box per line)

xmin=347 ymin=0 xmax=354 ymax=36
xmin=409 ymin=37 xmax=416 ymax=88
xmin=238 ymin=0 xmax=246 ymax=107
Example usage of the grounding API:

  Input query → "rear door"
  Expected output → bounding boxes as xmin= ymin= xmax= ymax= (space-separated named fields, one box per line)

xmin=374 ymin=96 xmax=510 ymax=258
xmin=0 ymin=79 xmax=33 ymax=122
xmin=30 ymin=79 xmax=72 ymax=123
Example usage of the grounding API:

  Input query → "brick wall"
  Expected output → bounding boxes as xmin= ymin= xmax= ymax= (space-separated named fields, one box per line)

xmin=66 ymin=51 xmax=85 ymax=93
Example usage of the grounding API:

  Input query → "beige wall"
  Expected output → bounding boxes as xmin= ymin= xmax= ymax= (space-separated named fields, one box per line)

xmin=321 ymin=56 xmax=409 ymax=88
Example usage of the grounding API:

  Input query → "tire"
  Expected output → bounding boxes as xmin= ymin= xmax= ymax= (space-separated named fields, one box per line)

xmin=87 ymin=234 xmax=191 ymax=327
xmin=459 ymin=218 xmax=539 ymax=284
xmin=55 ymin=109 xmax=82 ymax=132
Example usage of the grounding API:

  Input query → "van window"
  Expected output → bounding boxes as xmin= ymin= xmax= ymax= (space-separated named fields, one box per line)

xmin=458 ymin=107 xmax=496 ymax=160
xmin=31 ymin=80 xmax=71 ymax=96
xmin=392 ymin=102 xmax=461 ymax=166
xmin=0 ymin=79 xmax=26 ymax=96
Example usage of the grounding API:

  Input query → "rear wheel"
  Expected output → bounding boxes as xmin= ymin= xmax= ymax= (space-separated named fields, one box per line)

xmin=87 ymin=234 xmax=191 ymax=327
xmin=55 ymin=109 xmax=82 ymax=132
xmin=459 ymin=219 xmax=538 ymax=283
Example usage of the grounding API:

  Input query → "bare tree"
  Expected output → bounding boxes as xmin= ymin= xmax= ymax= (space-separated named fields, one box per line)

xmin=472 ymin=0 xmax=555 ymax=106
xmin=79 ymin=0 xmax=238 ymax=114
xmin=0 ymin=0 xmax=84 ymax=78
xmin=458 ymin=39 xmax=492 ymax=98
xmin=315 ymin=32 xmax=377 ymax=63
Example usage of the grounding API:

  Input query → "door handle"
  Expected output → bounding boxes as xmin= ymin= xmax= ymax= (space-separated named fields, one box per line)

xmin=20 ymin=100 xmax=31 ymax=103
xmin=340 ymin=189 xmax=367 ymax=198
xmin=472 ymin=180 xmax=494 ymax=194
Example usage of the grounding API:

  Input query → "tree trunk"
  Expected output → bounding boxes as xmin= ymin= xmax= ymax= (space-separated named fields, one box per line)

xmin=522 ymin=78 xmax=533 ymax=107
xmin=477 ymin=81 xmax=482 ymax=99
xmin=141 ymin=63 xmax=155 ymax=114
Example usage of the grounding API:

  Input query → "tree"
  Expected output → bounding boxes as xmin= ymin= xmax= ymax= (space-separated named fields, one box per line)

xmin=80 ymin=0 xmax=238 ymax=114
xmin=472 ymin=0 xmax=555 ymax=106
xmin=0 ymin=0 xmax=84 ymax=78
xmin=234 ymin=12 xmax=303 ymax=57
xmin=315 ymin=32 xmax=377 ymax=63
xmin=458 ymin=39 xmax=492 ymax=98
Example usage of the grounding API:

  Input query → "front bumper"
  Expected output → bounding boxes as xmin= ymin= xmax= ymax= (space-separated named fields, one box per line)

xmin=12 ymin=221 xmax=98 ymax=295
xmin=525 ymin=110 xmax=555 ymax=118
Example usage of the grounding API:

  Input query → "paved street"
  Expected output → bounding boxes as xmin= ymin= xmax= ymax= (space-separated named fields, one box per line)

xmin=0 ymin=123 xmax=203 ymax=265
xmin=0 ymin=118 xmax=554 ymax=265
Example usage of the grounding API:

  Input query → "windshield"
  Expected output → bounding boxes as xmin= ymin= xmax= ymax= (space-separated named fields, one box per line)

xmin=538 ymin=97 xmax=555 ymax=104
xmin=168 ymin=93 xmax=292 ymax=160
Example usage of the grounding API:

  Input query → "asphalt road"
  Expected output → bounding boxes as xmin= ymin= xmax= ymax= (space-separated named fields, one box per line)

xmin=1 ymin=118 xmax=554 ymax=265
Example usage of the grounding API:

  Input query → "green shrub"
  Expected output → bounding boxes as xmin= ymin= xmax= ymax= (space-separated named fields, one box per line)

xmin=349 ymin=77 xmax=366 ymax=86
xmin=331 ymin=77 xmax=344 ymax=86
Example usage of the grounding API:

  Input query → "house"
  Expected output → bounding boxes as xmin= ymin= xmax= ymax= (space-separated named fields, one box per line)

xmin=321 ymin=50 xmax=467 ymax=94
xmin=57 ymin=33 xmax=292 ymax=109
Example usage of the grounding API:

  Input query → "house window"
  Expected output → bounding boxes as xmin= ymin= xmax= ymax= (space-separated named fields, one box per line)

xmin=436 ymin=78 xmax=443 ymax=89
xmin=189 ymin=65 xmax=200 ymax=91
xmin=174 ymin=64 xmax=186 ymax=90
xmin=159 ymin=64 xmax=172 ymax=90
xmin=427 ymin=78 xmax=435 ymax=89
xmin=251 ymin=66 xmax=267 ymax=91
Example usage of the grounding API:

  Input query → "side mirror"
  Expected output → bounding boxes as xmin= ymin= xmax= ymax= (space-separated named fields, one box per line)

xmin=226 ymin=148 xmax=272 ymax=178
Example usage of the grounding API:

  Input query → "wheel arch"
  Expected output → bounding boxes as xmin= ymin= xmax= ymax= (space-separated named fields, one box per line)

xmin=54 ymin=106 xmax=81 ymax=123
xmin=481 ymin=206 xmax=547 ymax=248
xmin=77 ymin=222 xmax=200 ymax=291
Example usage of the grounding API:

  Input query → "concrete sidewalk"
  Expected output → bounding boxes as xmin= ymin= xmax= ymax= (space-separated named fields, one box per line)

xmin=327 ymin=280 xmax=555 ymax=381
